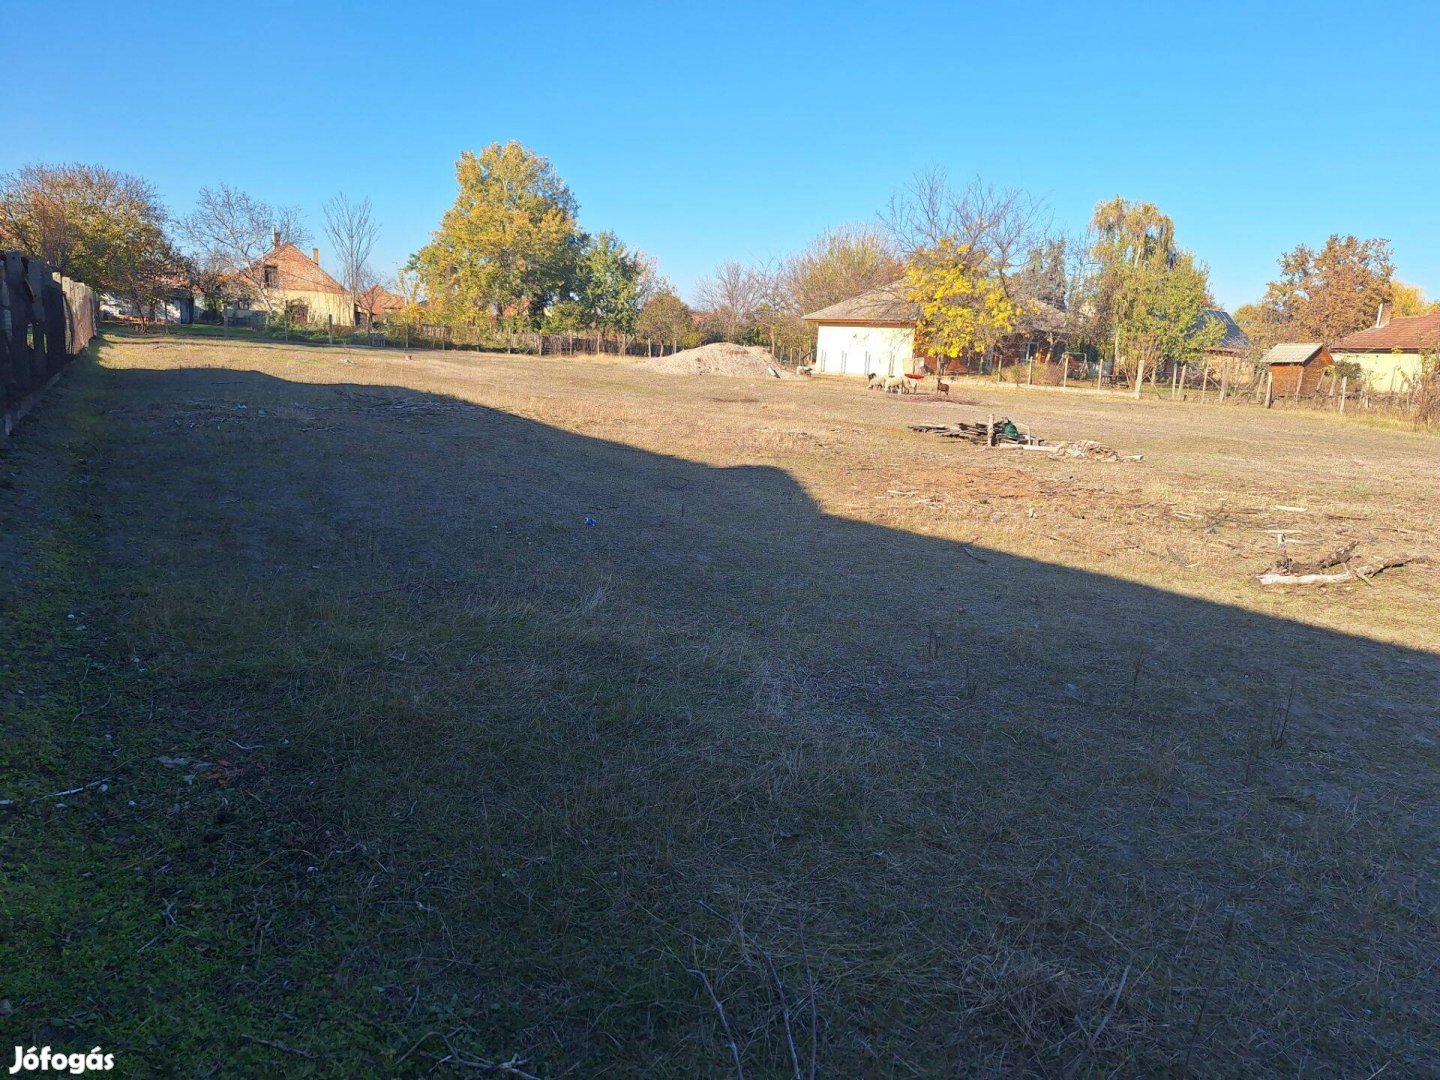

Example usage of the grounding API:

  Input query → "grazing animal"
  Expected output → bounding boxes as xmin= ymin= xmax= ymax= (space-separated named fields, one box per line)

xmin=867 ymin=373 xmax=885 ymax=390
xmin=936 ymin=379 xmax=950 ymax=396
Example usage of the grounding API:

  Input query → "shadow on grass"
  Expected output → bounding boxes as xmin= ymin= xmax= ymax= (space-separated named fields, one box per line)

xmin=7 ymin=361 xmax=1438 ymax=1079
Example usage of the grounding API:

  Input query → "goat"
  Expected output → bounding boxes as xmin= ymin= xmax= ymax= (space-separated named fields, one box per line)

xmin=936 ymin=379 xmax=950 ymax=396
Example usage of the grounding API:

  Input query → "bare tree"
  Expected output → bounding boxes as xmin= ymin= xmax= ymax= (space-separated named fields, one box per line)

xmin=322 ymin=193 xmax=381 ymax=306
xmin=178 ymin=183 xmax=309 ymax=315
xmin=696 ymin=260 xmax=771 ymax=341
xmin=881 ymin=169 xmax=1050 ymax=292
xmin=783 ymin=224 xmax=902 ymax=317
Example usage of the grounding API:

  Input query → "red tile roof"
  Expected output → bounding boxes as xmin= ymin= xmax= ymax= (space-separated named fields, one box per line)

xmin=357 ymin=284 xmax=405 ymax=313
xmin=1333 ymin=312 xmax=1440 ymax=352
xmin=255 ymin=243 xmax=348 ymax=295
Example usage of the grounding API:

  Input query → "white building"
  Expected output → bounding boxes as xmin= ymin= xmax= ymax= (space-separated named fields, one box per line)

xmin=803 ymin=283 xmax=1071 ymax=377
xmin=803 ymin=284 xmax=919 ymax=378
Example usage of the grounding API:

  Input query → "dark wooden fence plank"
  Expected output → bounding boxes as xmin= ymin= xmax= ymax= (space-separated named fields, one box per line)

xmin=1 ymin=250 xmax=98 ymax=436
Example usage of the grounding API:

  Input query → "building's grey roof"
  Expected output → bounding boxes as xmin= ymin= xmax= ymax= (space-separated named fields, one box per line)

xmin=1202 ymin=308 xmax=1251 ymax=351
xmin=803 ymin=283 xmax=918 ymax=325
xmin=1260 ymin=342 xmax=1325 ymax=365
xmin=1023 ymin=299 xmax=1068 ymax=335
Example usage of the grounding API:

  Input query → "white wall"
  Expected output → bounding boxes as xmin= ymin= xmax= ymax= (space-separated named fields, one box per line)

xmin=814 ymin=324 xmax=915 ymax=377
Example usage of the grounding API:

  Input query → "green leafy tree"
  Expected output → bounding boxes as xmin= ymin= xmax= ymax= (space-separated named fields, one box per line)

xmin=636 ymin=289 xmax=694 ymax=350
xmin=1086 ymin=197 xmax=1219 ymax=395
xmin=416 ymin=142 xmax=580 ymax=329
xmin=541 ymin=299 xmax=588 ymax=334
xmin=575 ymin=230 xmax=653 ymax=345
xmin=1113 ymin=252 xmax=1221 ymax=395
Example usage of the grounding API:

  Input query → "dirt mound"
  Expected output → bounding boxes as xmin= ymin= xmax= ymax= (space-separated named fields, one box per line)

xmin=635 ymin=343 xmax=793 ymax=379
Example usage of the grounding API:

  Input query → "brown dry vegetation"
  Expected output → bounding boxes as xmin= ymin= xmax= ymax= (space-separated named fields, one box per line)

xmin=3 ymin=330 xmax=1437 ymax=1078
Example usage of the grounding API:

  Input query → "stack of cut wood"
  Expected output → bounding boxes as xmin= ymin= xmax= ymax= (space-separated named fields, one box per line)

xmin=908 ymin=419 xmax=1019 ymax=445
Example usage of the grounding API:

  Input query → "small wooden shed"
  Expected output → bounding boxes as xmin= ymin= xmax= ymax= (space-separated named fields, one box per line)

xmin=1259 ymin=342 xmax=1332 ymax=398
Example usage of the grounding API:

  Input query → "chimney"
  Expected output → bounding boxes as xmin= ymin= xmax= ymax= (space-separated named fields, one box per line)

xmin=1376 ymin=301 xmax=1392 ymax=328
xmin=312 ymin=247 xmax=320 ymax=266
xmin=272 ymin=228 xmax=281 ymax=248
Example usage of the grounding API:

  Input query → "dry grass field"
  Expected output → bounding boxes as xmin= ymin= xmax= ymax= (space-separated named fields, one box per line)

xmin=3 ymin=331 xmax=1437 ymax=1078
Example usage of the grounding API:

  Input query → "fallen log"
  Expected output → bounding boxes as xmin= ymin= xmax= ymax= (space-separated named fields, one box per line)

xmin=1271 ymin=539 xmax=1357 ymax=576
xmin=1257 ymin=555 xmax=1430 ymax=587
xmin=993 ymin=438 xmax=1139 ymax=462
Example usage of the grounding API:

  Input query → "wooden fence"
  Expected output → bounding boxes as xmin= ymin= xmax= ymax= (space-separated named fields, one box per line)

xmin=1 ymin=251 xmax=98 ymax=436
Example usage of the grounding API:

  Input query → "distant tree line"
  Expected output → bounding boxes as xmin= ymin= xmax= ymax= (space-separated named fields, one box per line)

xmin=693 ymin=172 xmax=1226 ymax=384
xmin=2 ymin=151 xmax=1431 ymax=364
xmin=0 ymin=163 xmax=385 ymax=330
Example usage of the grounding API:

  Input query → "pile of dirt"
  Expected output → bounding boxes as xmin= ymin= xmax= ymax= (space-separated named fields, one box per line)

xmin=635 ymin=343 xmax=794 ymax=379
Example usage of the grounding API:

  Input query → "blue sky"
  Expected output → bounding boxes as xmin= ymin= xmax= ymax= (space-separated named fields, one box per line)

xmin=13 ymin=1 xmax=1438 ymax=310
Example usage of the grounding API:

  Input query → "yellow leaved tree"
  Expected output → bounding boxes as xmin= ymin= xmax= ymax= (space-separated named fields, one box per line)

xmin=905 ymin=239 xmax=1020 ymax=364
xmin=416 ymin=142 xmax=579 ymax=332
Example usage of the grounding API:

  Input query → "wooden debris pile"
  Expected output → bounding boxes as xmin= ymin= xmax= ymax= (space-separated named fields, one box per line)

xmin=1257 ymin=540 xmax=1432 ymax=587
xmin=909 ymin=417 xmax=1142 ymax=462
xmin=909 ymin=420 xmax=1001 ymax=444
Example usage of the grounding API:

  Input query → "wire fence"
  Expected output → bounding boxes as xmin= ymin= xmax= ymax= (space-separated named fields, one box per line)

xmin=138 ymin=314 xmax=820 ymax=366
xmin=969 ymin=354 xmax=1436 ymax=421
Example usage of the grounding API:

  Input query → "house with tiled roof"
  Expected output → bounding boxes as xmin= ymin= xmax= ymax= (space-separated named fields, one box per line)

xmin=356 ymin=284 xmax=406 ymax=326
xmin=216 ymin=234 xmax=355 ymax=327
xmin=1332 ymin=307 xmax=1440 ymax=392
